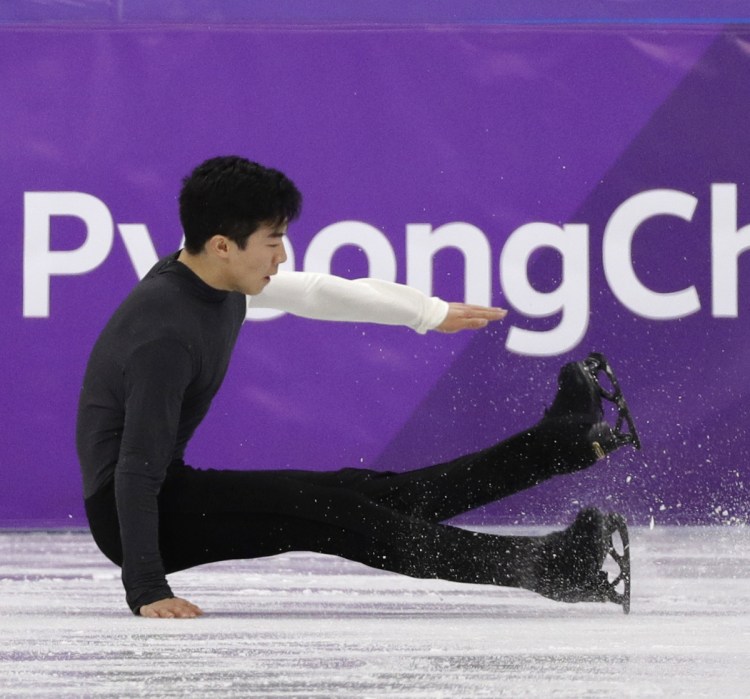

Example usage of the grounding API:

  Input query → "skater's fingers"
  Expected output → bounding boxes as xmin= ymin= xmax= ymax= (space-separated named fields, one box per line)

xmin=450 ymin=303 xmax=507 ymax=319
xmin=140 ymin=596 xmax=204 ymax=619
xmin=435 ymin=303 xmax=508 ymax=333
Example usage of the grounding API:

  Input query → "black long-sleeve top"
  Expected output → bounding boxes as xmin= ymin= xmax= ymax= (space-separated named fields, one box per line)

xmin=76 ymin=253 xmax=246 ymax=613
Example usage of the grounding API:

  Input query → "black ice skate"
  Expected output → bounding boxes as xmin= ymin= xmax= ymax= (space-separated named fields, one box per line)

xmin=541 ymin=352 xmax=641 ymax=465
xmin=529 ymin=507 xmax=631 ymax=614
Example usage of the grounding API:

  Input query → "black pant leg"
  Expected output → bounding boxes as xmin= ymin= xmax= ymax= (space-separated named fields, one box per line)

xmin=328 ymin=424 xmax=589 ymax=523
xmin=213 ymin=420 xmax=588 ymax=525
xmin=154 ymin=465 xmax=535 ymax=589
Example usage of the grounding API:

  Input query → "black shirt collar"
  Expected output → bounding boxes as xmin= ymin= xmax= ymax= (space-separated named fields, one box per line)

xmin=159 ymin=251 xmax=232 ymax=303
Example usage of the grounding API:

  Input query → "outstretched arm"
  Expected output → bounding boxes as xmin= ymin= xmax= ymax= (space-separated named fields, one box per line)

xmin=249 ymin=272 xmax=507 ymax=334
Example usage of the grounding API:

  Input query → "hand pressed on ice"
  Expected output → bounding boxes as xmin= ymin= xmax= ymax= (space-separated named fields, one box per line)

xmin=139 ymin=596 xmax=203 ymax=619
xmin=436 ymin=303 xmax=508 ymax=333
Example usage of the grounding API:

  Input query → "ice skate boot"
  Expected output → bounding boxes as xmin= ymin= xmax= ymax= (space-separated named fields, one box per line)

xmin=528 ymin=507 xmax=631 ymax=614
xmin=538 ymin=352 xmax=641 ymax=468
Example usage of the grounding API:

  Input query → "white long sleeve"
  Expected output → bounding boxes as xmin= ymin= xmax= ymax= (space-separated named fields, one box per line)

xmin=247 ymin=272 xmax=450 ymax=334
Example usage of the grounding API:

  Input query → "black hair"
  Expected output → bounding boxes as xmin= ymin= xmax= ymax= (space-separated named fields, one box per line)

xmin=179 ymin=156 xmax=302 ymax=253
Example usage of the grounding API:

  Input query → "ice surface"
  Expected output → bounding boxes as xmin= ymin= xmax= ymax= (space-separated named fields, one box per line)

xmin=1 ymin=526 xmax=749 ymax=697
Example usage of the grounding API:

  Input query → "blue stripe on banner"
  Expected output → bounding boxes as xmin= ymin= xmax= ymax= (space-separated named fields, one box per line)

xmin=2 ymin=1 xmax=750 ymax=26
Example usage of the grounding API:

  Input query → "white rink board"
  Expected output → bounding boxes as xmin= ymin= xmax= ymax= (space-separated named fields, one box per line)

xmin=1 ymin=526 xmax=749 ymax=698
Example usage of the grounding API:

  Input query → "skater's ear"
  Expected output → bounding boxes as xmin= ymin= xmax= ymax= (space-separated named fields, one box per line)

xmin=205 ymin=235 xmax=232 ymax=259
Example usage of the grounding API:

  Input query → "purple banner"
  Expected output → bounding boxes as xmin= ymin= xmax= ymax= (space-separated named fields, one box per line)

xmin=1 ymin=24 xmax=748 ymax=526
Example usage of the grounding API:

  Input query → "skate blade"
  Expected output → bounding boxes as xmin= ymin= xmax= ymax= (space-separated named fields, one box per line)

xmin=583 ymin=352 xmax=642 ymax=452
xmin=553 ymin=510 xmax=631 ymax=613
xmin=599 ymin=513 xmax=631 ymax=614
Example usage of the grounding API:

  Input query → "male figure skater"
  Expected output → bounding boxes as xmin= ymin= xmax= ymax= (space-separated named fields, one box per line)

xmin=77 ymin=156 xmax=638 ymax=619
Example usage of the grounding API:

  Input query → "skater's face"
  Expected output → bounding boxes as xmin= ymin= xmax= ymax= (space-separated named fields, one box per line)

xmin=221 ymin=222 xmax=288 ymax=295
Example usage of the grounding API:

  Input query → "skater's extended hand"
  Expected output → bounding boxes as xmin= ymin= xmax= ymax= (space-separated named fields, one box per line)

xmin=139 ymin=596 xmax=203 ymax=619
xmin=436 ymin=303 xmax=508 ymax=333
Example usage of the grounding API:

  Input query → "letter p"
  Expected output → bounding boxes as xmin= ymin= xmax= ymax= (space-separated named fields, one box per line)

xmin=23 ymin=192 xmax=114 ymax=317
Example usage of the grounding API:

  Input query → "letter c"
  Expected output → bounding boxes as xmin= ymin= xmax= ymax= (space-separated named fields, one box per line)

xmin=603 ymin=189 xmax=700 ymax=319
